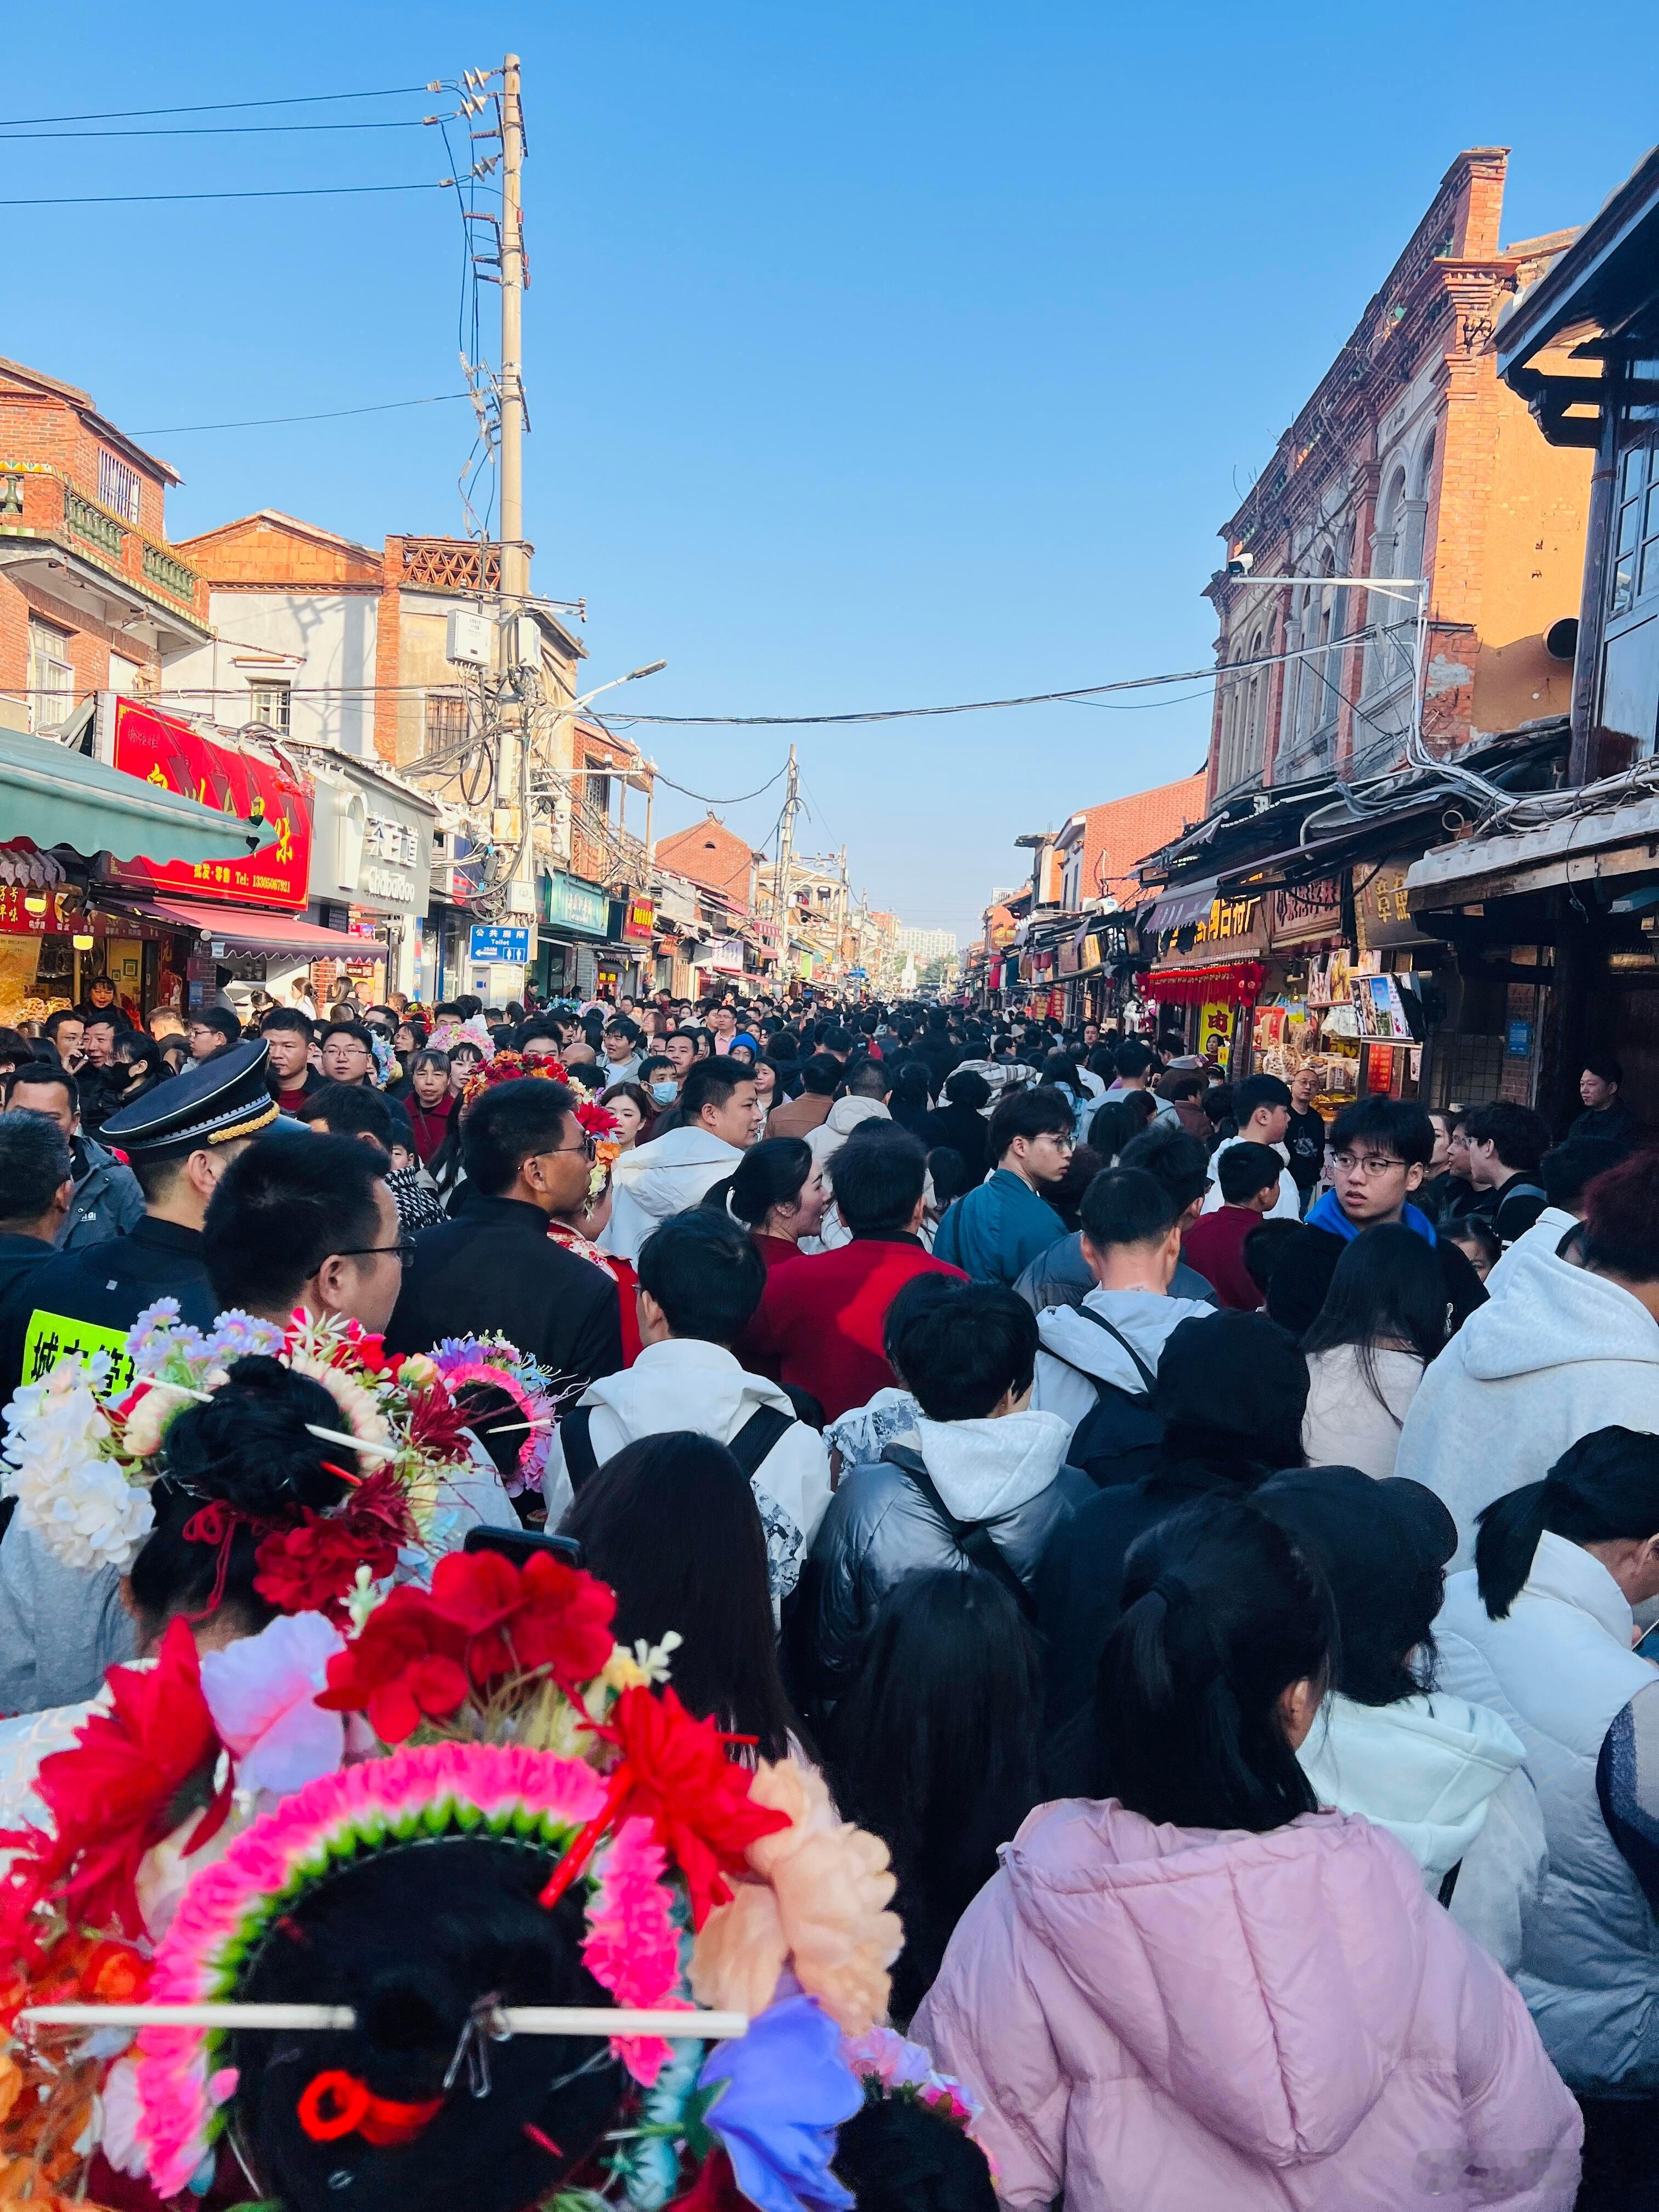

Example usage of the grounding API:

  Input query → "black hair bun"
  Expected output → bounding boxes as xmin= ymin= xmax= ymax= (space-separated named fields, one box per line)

xmin=232 ymin=1839 xmax=624 ymax=2212
xmin=157 ymin=1353 xmax=353 ymax=1519
xmin=833 ymin=2097 xmax=998 ymax=2211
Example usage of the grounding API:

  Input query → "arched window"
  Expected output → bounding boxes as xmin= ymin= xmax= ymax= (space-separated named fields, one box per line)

xmin=1401 ymin=433 xmax=1434 ymax=588
xmin=1245 ymin=627 xmax=1266 ymax=776
xmin=1365 ymin=466 xmax=1408 ymax=697
xmin=1316 ymin=537 xmax=1349 ymax=742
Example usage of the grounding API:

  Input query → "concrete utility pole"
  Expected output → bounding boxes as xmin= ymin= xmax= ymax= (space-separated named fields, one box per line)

xmin=775 ymin=743 xmax=799 ymax=980
xmin=499 ymin=53 xmax=527 ymax=609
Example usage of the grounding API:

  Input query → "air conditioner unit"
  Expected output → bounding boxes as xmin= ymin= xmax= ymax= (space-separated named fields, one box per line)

xmin=445 ymin=610 xmax=493 ymax=668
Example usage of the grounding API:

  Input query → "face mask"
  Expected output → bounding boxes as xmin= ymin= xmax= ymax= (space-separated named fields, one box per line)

xmin=651 ymin=1080 xmax=678 ymax=1105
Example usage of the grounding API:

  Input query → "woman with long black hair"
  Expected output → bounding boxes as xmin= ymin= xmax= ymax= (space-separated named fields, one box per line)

xmin=1300 ymin=1221 xmax=1447 ymax=1476
xmin=826 ymin=1569 xmax=1044 ymax=2024
xmin=915 ymin=1497 xmax=1580 ymax=2209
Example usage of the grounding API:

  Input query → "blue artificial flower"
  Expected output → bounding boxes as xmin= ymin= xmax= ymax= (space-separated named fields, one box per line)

xmin=697 ymin=1994 xmax=861 ymax=2212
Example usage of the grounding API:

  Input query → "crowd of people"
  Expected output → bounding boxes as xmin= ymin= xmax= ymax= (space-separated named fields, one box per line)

xmin=0 ymin=974 xmax=1655 ymax=2209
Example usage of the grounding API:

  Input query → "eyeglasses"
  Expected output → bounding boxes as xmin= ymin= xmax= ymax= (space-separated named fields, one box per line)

xmin=332 ymin=1239 xmax=418 ymax=1268
xmin=1330 ymin=1152 xmax=1406 ymax=1177
xmin=536 ymin=1136 xmax=598 ymax=1161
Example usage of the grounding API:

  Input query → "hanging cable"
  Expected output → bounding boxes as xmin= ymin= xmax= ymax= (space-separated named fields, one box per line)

xmin=0 ymin=84 xmax=446 ymax=128
xmin=131 ymin=392 xmax=471 ymax=435
xmin=0 ymin=181 xmax=444 ymax=207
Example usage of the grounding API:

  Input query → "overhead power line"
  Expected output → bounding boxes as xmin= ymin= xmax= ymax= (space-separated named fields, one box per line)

xmin=0 ymin=118 xmax=441 ymax=140
xmin=132 ymin=392 xmax=472 ymax=435
xmin=0 ymin=84 xmax=443 ymax=128
xmin=606 ymin=620 xmax=1404 ymax=729
xmin=0 ymin=181 xmax=444 ymax=207
xmin=647 ymin=764 xmax=791 ymax=808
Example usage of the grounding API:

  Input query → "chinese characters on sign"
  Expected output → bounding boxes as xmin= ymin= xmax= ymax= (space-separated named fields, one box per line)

xmin=21 ymin=1310 xmax=136 ymax=1391
xmin=108 ymin=697 xmax=311 ymax=911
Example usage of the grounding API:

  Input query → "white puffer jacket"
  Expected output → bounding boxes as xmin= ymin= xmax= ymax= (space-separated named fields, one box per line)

xmin=1437 ymin=1533 xmax=1659 ymax=2095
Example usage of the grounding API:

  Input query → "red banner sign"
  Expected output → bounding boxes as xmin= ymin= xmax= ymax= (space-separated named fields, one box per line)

xmin=0 ymin=887 xmax=74 ymax=936
xmin=107 ymin=698 xmax=311 ymax=911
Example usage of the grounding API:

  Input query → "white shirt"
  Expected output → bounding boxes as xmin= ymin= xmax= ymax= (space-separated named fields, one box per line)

xmin=1200 ymin=1132 xmax=1300 ymax=1221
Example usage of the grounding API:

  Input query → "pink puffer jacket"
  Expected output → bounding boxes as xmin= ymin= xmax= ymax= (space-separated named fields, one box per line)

xmin=912 ymin=1798 xmax=1580 ymax=2211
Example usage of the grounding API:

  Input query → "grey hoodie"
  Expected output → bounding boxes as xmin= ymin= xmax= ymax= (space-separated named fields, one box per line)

xmin=1032 ymin=1285 xmax=1215 ymax=1436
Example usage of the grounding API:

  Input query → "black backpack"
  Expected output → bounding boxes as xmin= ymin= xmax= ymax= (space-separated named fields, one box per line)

xmin=560 ymin=1401 xmax=796 ymax=1494
xmin=1049 ymin=1306 xmax=1167 ymax=1489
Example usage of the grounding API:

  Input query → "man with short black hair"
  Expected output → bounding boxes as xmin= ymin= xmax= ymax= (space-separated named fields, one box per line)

xmin=1030 ymin=1166 xmax=1215 ymax=1464
xmin=1101 ymin=1039 xmax=1176 ymax=1124
xmin=317 ymin=1019 xmax=377 ymax=1088
xmin=546 ymin=1210 xmax=830 ymax=1594
xmin=188 ymin=1008 xmax=241 ymax=1063
xmin=605 ymin=1058 xmax=761 ymax=1261
xmin=1269 ymin=1094 xmax=1487 ymax=1337
xmin=3 ymin=1062 xmax=143 ymax=1251
xmin=1200 ymin=1073 xmax=1298 ymax=1221
xmin=1483 ymin=1134 xmax=1624 ymax=1296
xmin=518 ymin=1015 xmax=568 ymax=1066
xmin=1568 ymin=1051 xmax=1643 ymax=1150
xmin=1462 ymin=1101 xmax=1552 ymax=1245
xmin=1016 ymin=1120 xmax=1219 ymax=1313
xmin=1182 ymin=1142 xmax=1285 ymax=1310
xmin=600 ymin=1018 xmax=644 ymax=1082
xmin=204 ymin=1127 xmax=405 ymax=1338
xmin=807 ymin=1055 xmax=892 ymax=1178
xmin=806 ymin=1276 xmax=1087 ymax=1694
xmin=386 ymin=1077 xmax=623 ymax=1389
xmin=42 ymin=1009 xmax=85 ymax=1073
xmin=765 ymin=1052 xmax=842 ymax=1141
xmin=0 ymin=1114 xmax=74 ymax=1395
xmin=932 ymin=1086 xmax=1074 ymax=1284
xmin=261 ymin=1007 xmax=321 ymax=1115
xmin=744 ymin=1125 xmax=967 ymax=1420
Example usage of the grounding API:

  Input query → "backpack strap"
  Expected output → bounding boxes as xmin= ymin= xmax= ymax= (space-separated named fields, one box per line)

xmin=561 ymin=1406 xmax=600 ymax=1493
xmin=1437 ymin=1860 xmax=1462 ymax=1910
xmin=1071 ymin=1305 xmax=1159 ymax=1393
xmin=727 ymin=1403 xmax=796 ymax=1479
xmin=882 ymin=1444 xmax=1036 ymax=1619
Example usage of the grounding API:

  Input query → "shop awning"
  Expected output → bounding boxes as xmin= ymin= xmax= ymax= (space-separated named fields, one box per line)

xmin=1406 ymin=793 xmax=1659 ymax=910
xmin=100 ymin=894 xmax=381 ymax=957
xmin=0 ymin=729 xmax=262 ymax=869
xmin=1143 ymin=876 xmax=1220 ymax=933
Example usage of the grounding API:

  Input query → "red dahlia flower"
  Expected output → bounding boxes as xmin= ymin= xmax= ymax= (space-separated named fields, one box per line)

xmin=425 ymin=1549 xmax=617 ymax=1691
xmin=316 ymin=1590 xmax=471 ymax=1744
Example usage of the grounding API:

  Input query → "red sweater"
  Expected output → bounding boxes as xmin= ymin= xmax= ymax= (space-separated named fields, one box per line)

xmin=405 ymin=1093 xmax=455 ymax=1166
xmin=740 ymin=1235 xmax=968 ymax=1421
xmin=1181 ymin=1205 xmax=1266 ymax=1312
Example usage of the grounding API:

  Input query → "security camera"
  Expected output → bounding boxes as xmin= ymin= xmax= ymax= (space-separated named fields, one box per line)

xmin=1226 ymin=550 xmax=1254 ymax=578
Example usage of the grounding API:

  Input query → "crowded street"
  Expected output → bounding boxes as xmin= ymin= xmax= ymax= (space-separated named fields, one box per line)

xmin=2 ymin=15 xmax=1659 ymax=2212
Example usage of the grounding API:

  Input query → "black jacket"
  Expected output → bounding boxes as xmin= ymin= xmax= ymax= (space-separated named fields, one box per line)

xmin=913 ymin=1032 xmax=961 ymax=1094
xmin=920 ymin=1099 xmax=989 ymax=1182
xmin=1568 ymin=1100 xmax=1644 ymax=1152
xmin=0 ymin=1215 xmax=217 ymax=1400
xmin=386 ymin=1193 xmax=624 ymax=1389
xmin=1475 ymin=1171 xmax=1548 ymax=1246
xmin=1034 ymin=1458 xmax=1252 ymax=1728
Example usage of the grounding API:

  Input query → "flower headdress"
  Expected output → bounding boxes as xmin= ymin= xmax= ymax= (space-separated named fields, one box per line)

xmin=0 ymin=1301 xmax=476 ymax=1620
xmin=428 ymin=1333 xmax=567 ymax=1496
xmin=0 ymin=1548 xmax=911 ymax=2212
xmin=459 ymin=1045 xmax=562 ymax=1111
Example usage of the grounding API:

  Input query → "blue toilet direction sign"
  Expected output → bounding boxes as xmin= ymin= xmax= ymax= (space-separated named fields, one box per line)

xmin=468 ymin=923 xmax=532 ymax=964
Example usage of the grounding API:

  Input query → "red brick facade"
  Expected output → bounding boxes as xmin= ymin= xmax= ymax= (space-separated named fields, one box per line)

xmin=1204 ymin=150 xmax=1590 ymax=809
xmin=0 ymin=356 xmax=207 ymax=731
xmin=654 ymin=812 xmax=758 ymax=911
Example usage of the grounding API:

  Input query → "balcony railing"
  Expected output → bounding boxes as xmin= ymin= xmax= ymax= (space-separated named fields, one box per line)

xmin=399 ymin=538 xmax=502 ymax=593
xmin=0 ymin=462 xmax=208 ymax=627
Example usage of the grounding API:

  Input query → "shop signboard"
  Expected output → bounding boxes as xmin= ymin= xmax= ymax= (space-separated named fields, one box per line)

xmin=1355 ymin=856 xmax=1435 ymax=951
xmin=308 ymin=765 xmax=435 ymax=919
xmin=0 ymin=887 xmax=74 ymax=936
xmin=1268 ymin=877 xmax=1344 ymax=949
xmin=708 ymin=935 xmax=746 ymax=974
xmin=469 ymin=923 xmax=531 ymax=965
xmin=540 ymin=870 xmax=610 ymax=939
xmin=622 ymin=896 xmax=656 ymax=942
xmin=106 ymin=698 xmax=310 ymax=911
xmin=1199 ymin=1001 xmax=1236 ymax=1062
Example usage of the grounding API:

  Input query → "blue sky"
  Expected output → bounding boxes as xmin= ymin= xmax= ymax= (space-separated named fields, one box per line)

xmin=7 ymin=3 xmax=1656 ymax=939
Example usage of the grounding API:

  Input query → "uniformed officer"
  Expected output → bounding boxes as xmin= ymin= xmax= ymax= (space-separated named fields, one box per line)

xmin=0 ymin=1037 xmax=279 ymax=1401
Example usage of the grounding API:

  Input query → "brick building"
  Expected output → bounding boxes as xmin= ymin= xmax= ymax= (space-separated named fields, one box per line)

xmin=656 ymin=812 xmax=758 ymax=911
xmin=0 ymin=357 xmax=209 ymax=732
xmin=1056 ymin=770 xmax=1207 ymax=911
xmin=1205 ymin=149 xmax=1589 ymax=805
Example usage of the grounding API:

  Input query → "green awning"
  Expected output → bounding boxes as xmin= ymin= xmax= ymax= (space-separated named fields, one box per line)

xmin=0 ymin=726 xmax=261 ymax=868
